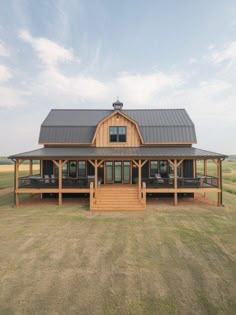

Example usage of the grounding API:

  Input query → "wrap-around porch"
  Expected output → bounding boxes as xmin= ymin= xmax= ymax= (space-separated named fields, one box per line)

xmin=14 ymin=157 xmax=223 ymax=209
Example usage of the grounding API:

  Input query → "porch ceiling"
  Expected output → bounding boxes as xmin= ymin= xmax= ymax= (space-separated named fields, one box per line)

xmin=9 ymin=146 xmax=227 ymax=160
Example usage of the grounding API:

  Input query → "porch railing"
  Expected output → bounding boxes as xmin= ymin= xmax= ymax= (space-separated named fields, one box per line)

xmin=18 ymin=176 xmax=58 ymax=188
xmin=177 ymin=176 xmax=218 ymax=188
xmin=143 ymin=177 xmax=175 ymax=188
xmin=143 ymin=176 xmax=218 ymax=189
xmin=18 ymin=176 xmax=94 ymax=189
xmin=62 ymin=178 xmax=92 ymax=188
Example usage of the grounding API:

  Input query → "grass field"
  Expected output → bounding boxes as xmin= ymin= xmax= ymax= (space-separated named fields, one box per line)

xmin=0 ymin=165 xmax=40 ymax=190
xmin=0 ymin=161 xmax=235 ymax=314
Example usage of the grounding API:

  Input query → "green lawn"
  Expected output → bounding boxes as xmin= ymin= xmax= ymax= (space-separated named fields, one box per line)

xmin=0 ymin=170 xmax=29 ymax=190
xmin=0 ymin=161 xmax=235 ymax=314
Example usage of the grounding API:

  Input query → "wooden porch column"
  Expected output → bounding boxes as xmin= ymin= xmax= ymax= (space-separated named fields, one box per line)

xmin=174 ymin=159 xmax=178 ymax=206
xmin=58 ymin=160 xmax=62 ymax=206
xmin=193 ymin=159 xmax=196 ymax=177
xmin=132 ymin=160 xmax=147 ymax=199
xmin=88 ymin=160 xmax=104 ymax=192
xmin=40 ymin=160 xmax=43 ymax=177
xmin=212 ymin=158 xmax=222 ymax=207
xmin=138 ymin=160 xmax=141 ymax=197
xmin=168 ymin=159 xmax=183 ymax=206
xmin=29 ymin=160 xmax=33 ymax=176
xmin=203 ymin=160 xmax=207 ymax=197
xmin=217 ymin=158 xmax=221 ymax=206
xmin=15 ymin=159 xmax=20 ymax=207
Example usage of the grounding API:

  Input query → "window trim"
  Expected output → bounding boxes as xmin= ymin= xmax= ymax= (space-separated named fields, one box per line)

xmin=109 ymin=126 xmax=127 ymax=143
xmin=78 ymin=160 xmax=87 ymax=178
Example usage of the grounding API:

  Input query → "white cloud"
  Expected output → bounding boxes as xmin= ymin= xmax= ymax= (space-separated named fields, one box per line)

xmin=34 ymin=66 xmax=107 ymax=101
xmin=0 ymin=65 xmax=26 ymax=109
xmin=210 ymin=41 xmax=236 ymax=67
xmin=0 ymin=41 xmax=10 ymax=57
xmin=0 ymin=65 xmax=12 ymax=82
xmin=17 ymin=30 xmax=183 ymax=105
xmin=188 ymin=57 xmax=197 ymax=64
xmin=0 ymin=86 xmax=26 ymax=108
xmin=112 ymin=72 xmax=183 ymax=105
xmin=19 ymin=29 xmax=74 ymax=65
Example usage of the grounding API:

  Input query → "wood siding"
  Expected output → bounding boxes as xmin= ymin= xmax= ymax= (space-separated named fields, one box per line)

xmin=95 ymin=113 xmax=141 ymax=147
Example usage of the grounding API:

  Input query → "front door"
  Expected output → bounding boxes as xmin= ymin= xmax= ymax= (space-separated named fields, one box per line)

xmin=105 ymin=161 xmax=131 ymax=184
xmin=114 ymin=161 xmax=122 ymax=183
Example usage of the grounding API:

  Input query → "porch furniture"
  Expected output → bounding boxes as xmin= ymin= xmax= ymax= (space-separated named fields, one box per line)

xmin=44 ymin=175 xmax=50 ymax=184
xmin=51 ymin=174 xmax=56 ymax=183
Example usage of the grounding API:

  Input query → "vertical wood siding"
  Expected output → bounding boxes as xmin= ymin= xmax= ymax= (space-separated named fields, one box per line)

xmin=95 ymin=113 xmax=141 ymax=147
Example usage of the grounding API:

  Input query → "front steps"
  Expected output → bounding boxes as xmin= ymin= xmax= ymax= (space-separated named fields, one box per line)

xmin=91 ymin=185 xmax=146 ymax=211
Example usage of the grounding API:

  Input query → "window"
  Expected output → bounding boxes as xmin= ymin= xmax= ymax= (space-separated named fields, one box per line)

xmin=54 ymin=162 xmax=68 ymax=178
xmin=78 ymin=161 xmax=86 ymax=177
xmin=69 ymin=161 xmax=77 ymax=178
xmin=109 ymin=126 xmax=127 ymax=142
xmin=150 ymin=161 xmax=159 ymax=177
xmin=123 ymin=161 xmax=130 ymax=182
xmin=110 ymin=127 xmax=118 ymax=142
xmin=62 ymin=163 xmax=68 ymax=178
xmin=150 ymin=160 xmax=170 ymax=178
xmin=169 ymin=164 xmax=182 ymax=177
xmin=106 ymin=161 xmax=113 ymax=182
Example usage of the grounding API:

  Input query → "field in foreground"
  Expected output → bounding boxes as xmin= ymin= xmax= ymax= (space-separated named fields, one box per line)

xmin=0 ymin=192 xmax=235 ymax=314
xmin=0 ymin=161 xmax=236 ymax=314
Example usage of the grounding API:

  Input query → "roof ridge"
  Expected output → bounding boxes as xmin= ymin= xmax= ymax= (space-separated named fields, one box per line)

xmin=140 ymin=125 xmax=194 ymax=127
xmin=51 ymin=109 xmax=112 ymax=111
xmin=50 ymin=108 xmax=187 ymax=111
xmin=42 ymin=125 xmax=96 ymax=127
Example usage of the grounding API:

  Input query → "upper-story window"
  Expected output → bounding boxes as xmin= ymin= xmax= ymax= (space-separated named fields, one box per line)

xmin=109 ymin=126 xmax=127 ymax=142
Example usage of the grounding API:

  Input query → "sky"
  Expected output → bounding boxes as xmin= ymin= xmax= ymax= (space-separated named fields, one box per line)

xmin=0 ymin=0 xmax=236 ymax=156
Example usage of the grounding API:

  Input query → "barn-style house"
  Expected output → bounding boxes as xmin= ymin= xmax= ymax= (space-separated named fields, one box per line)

xmin=9 ymin=100 xmax=226 ymax=210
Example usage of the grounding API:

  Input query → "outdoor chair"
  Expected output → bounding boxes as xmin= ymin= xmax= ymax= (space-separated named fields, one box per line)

xmin=51 ymin=174 xmax=56 ymax=184
xmin=44 ymin=175 xmax=50 ymax=184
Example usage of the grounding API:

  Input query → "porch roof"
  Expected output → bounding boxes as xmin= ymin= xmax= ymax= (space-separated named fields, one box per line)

xmin=9 ymin=146 xmax=227 ymax=160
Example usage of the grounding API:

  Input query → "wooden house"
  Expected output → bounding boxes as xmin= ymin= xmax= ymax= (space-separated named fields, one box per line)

xmin=9 ymin=100 xmax=227 ymax=210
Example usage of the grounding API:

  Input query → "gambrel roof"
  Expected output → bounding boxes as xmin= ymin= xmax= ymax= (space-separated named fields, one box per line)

xmin=39 ymin=108 xmax=197 ymax=144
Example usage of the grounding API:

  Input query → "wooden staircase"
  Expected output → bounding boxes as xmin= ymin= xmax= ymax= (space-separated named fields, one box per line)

xmin=90 ymin=184 xmax=146 ymax=211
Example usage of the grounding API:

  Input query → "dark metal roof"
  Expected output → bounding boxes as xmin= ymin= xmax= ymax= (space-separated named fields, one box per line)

xmin=9 ymin=146 xmax=227 ymax=159
xmin=140 ymin=126 xmax=196 ymax=143
xmin=39 ymin=126 xmax=96 ymax=143
xmin=39 ymin=109 xmax=197 ymax=143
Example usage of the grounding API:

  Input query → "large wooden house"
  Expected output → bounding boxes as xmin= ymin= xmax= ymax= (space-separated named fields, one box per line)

xmin=9 ymin=100 xmax=227 ymax=210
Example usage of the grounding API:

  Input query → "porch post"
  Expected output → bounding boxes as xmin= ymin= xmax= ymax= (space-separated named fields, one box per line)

xmin=174 ymin=159 xmax=178 ymax=206
xmin=217 ymin=158 xmax=221 ymax=206
xmin=220 ymin=159 xmax=223 ymax=206
xmin=40 ymin=160 xmax=43 ymax=177
xmin=138 ymin=160 xmax=141 ymax=198
xmin=15 ymin=159 xmax=19 ymax=207
xmin=203 ymin=160 xmax=207 ymax=197
xmin=29 ymin=160 xmax=33 ymax=176
xmin=58 ymin=160 xmax=62 ymax=206
xmin=193 ymin=159 xmax=196 ymax=177
xmin=95 ymin=160 xmax=98 ymax=191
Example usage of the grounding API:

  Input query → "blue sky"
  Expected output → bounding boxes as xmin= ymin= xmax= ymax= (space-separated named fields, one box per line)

xmin=0 ymin=0 xmax=236 ymax=155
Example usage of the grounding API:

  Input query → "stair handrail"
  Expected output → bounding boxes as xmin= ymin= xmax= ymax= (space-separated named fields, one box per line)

xmin=141 ymin=181 xmax=146 ymax=205
xmin=90 ymin=181 xmax=95 ymax=209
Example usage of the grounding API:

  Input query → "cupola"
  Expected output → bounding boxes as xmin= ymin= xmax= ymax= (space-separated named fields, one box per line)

xmin=112 ymin=98 xmax=123 ymax=111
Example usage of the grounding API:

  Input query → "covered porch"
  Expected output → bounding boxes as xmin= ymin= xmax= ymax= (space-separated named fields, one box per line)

xmin=10 ymin=145 xmax=226 ymax=209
